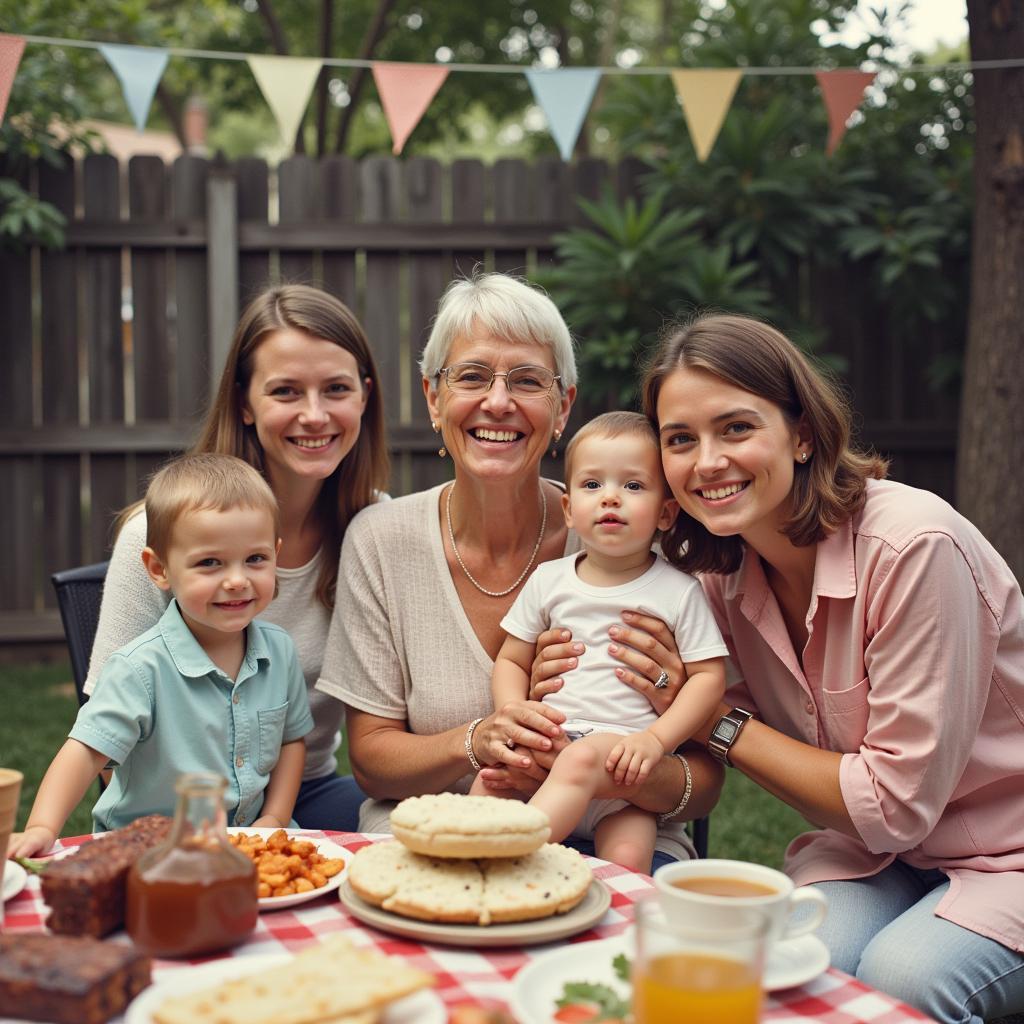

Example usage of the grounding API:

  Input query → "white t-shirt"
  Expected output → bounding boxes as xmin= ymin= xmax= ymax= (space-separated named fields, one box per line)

xmin=502 ymin=552 xmax=729 ymax=733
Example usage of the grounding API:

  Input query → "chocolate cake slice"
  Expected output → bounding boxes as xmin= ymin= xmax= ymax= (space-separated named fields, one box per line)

xmin=41 ymin=813 xmax=172 ymax=936
xmin=0 ymin=934 xmax=151 ymax=1024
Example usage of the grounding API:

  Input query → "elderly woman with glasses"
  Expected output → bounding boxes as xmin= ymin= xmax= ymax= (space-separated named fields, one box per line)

xmin=315 ymin=273 xmax=722 ymax=869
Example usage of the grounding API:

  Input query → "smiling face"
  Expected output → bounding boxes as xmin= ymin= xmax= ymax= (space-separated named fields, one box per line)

xmin=563 ymin=432 xmax=678 ymax=564
xmin=242 ymin=329 xmax=369 ymax=495
xmin=423 ymin=326 xmax=574 ymax=484
xmin=143 ymin=505 xmax=279 ymax=648
xmin=656 ymin=366 xmax=810 ymax=552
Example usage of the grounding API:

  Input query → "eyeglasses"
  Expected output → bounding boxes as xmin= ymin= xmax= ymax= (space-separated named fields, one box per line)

xmin=438 ymin=362 xmax=561 ymax=398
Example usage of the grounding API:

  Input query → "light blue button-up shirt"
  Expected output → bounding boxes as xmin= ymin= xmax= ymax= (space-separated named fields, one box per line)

xmin=71 ymin=600 xmax=313 ymax=832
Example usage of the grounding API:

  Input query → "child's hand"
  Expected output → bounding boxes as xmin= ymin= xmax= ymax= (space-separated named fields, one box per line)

xmin=606 ymin=732 xmax=665 ymax=786
xmin=7 ymin=826 xmax=57 ymax=859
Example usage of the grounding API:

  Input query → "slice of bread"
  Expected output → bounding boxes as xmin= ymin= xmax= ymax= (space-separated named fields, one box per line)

xmin=152 ymin=936 xmax=432 ymax=1024
xmin=390 ymin=793 xmax=550 ymax=858
xmin=346 ymin=840 xmax=592 ymax=926
xmin=481 ymin=844 xmax=592 ymax=924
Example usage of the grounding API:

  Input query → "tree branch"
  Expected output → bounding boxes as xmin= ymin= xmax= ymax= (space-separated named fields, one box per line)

xmin=155 ymin=82 xmax=187 ymax=149
xmin=254 ymin=0 xmax=306 ymax=154
xmin=333 ymin=0 xmax=398 ymax=154
xmin=316 ymin=0 xmax=335 ymax=156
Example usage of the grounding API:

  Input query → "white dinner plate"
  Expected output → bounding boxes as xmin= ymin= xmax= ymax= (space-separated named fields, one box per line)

xmin=125 ymin=953 xmax=446 ymax=1024
xmin=340 ymin=877 xmax=612 ymax=948
xmin=510 ymin=929 xmax=832 ymax=1022
xmin=226 ymin=827 xmax=352 ymax=911
xmin=2 ymin=859 xmax=27 ymax=902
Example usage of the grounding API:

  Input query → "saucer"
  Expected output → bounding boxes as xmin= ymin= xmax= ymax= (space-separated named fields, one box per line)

xmin=764 ymin=934 xmax=830 ymax=991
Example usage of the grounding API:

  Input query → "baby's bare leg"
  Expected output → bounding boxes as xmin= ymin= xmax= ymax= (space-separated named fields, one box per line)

xmin=594 ymin=805 xmax=658 ymax=873
xmin=529 ymin=733 xmax=623 ymax=842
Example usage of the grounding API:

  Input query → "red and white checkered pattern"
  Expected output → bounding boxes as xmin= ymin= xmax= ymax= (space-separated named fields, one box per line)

xmin=2 ymin=832 xmax=934 ymax=1023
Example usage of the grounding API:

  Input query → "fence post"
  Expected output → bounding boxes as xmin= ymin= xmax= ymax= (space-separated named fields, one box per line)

xmin=206 ymin=166 xmax=239 ymax=390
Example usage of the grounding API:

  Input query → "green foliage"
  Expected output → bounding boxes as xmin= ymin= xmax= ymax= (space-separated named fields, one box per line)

xmin=541 ymin=0 xmax=972 ymax=403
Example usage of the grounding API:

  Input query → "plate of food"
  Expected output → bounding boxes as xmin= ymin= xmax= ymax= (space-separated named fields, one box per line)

xmin=226 ymin=828 xmax=351 ymax=911
xmin=339 ymin=837 xmax=610 ymax=948
xmin=511 ymin=935 xmax=631 ymax=1024
xmin=2 ymin=858 xmax=27 ymax=902
xmin=124 ymin=937 xmax=444 ymax=1024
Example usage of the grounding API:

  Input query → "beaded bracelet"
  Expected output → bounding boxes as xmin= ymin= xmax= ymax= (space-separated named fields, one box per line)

xmin=657 ymin=752 xmax=693 ymax=825
xmin=465 ymin=717 xmax=485 ymax=771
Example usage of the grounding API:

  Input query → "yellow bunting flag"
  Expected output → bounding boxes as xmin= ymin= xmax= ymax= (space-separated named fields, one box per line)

xmin=0 ymin=34 xmax=26 ymax=127
xmin=816 ymin=70 xmax=876 ymax=155
xmin=373 ymin=62 xmax=450 ymax=155
xmin=670 ymin=69 xmax=743 ymax=163
xmin=247 ymin=55 xmax=323 ymax=151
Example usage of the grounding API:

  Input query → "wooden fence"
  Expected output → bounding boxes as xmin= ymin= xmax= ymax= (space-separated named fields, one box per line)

xmin=0 ymin=152 xmax=958 ymax=645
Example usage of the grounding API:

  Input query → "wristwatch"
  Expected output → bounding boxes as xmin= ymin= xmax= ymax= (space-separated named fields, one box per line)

xmin=707 ymin=707 xmax=753 ymax=766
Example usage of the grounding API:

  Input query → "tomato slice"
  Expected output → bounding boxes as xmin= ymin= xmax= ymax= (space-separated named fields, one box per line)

xmin=553 ymin=1004 xmax=602 ymax=1023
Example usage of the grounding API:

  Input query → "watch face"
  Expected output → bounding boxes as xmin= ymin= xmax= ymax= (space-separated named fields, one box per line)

xmin=715 ymin=720 xmax=739 ymax=742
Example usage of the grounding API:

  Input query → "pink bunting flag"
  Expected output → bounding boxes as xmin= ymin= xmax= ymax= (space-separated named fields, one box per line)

xmin=0 ymin=34 xmax=26 ymax=127
xmin=815 ymin=70 xmax=876 ymax=156
xmin=372 ymin=62 xmax=449 ymax=155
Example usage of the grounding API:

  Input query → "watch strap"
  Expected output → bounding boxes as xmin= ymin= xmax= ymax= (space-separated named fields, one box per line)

xmin=708 ymin=707 xmax=753 ymax=766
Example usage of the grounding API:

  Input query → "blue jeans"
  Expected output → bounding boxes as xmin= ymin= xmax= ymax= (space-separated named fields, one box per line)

xmin=811 ymin=861 xmax=1024 ymax=1024
xmin=292 ymin=773 xmax=366 ymax=832
xmin=560 ymin=836 xmax=677 ymax=876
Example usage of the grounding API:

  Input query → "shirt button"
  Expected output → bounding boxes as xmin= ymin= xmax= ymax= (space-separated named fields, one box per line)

xmin=805 ymin=701 xmax=814 ymax=714
xmin=235 ymin=756 xmax=244 ymax=767
xmin=232 ymin=694 xmax=240 ymax=704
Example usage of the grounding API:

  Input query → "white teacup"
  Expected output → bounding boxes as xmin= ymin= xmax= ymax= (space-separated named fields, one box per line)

xmin=653 ymin=859 xmax=827 ymax=950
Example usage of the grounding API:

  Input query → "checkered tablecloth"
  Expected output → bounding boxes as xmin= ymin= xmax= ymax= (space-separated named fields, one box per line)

xmin=3 ymin=831 xmax=933 ymax=1024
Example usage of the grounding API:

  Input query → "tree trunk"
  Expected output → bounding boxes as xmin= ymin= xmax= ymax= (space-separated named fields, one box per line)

xmin=333 ymin=0 xmax=398 ymax=154
xmin=958 ymin=0 xmax=1024 ymax=578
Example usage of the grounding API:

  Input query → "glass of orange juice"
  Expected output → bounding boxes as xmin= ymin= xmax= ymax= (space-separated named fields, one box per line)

xmin=632 ymin=894 xmax=770 ymax=1024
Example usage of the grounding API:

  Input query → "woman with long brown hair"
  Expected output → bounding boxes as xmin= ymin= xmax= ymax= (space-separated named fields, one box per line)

xmin=85 ymin=284 xmax=389 ymax=829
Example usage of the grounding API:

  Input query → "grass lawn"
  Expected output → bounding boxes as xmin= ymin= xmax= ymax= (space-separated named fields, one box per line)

xmin=1 ymin=661 xmax=813 ymax=867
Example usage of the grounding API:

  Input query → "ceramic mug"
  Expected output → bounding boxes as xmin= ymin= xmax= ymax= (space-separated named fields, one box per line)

xmin=653 ymin=858 xmax=827 ymax=950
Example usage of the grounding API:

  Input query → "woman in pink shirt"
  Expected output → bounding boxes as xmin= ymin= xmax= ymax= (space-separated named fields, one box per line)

xmin=613 ymin=313 xmax=1024 ymax=1024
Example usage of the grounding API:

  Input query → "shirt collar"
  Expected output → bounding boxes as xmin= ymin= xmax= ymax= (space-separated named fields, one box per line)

xmin=720 ymin=515 xmax=858 ymax=604
xmin=158 ymin=600 xmax=271 ymax=680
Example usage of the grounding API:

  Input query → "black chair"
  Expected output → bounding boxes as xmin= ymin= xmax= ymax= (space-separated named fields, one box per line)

xmin=692 ymin=815 xmax=709 ymax=859
xmin=51 ymin=561 xmax=109 ymax=707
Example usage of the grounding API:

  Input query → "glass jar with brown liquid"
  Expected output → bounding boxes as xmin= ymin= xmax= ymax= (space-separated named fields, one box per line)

xmin=126 ymin=772 xmax=258 ymax=957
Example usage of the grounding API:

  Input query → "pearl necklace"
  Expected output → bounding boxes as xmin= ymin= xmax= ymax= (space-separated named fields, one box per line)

xmin=445 ymin=482 xmax=547 ymax=597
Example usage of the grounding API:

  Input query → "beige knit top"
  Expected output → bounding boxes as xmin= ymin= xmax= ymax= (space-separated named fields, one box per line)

xmin=316 ymin=483 xmax=696 ymax=860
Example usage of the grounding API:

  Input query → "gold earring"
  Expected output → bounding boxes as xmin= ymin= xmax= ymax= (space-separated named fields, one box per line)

xmin=550 ymin=429 xmax=562 ymax=459
xmin=800 ymin=451 xmax=809 ymax=463
xmin=431 ymin=421 xmax=439 ymax=433
xmin=438 ymin=444 xmax=447 ymax=458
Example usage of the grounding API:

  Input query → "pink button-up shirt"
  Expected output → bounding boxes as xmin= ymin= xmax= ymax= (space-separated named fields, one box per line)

xmin=701 ymin=478 xmax=1024 ymax=953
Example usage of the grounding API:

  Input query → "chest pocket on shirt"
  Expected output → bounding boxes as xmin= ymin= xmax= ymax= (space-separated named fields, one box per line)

xmin=256 ymin=703 xmax=289 ymax=774
xmin=821 ymin=676 xmax=870 ymax=753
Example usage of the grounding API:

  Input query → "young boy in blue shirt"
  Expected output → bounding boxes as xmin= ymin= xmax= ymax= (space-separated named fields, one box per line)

xmin=10 ymin=453 xmax=313 ymax=856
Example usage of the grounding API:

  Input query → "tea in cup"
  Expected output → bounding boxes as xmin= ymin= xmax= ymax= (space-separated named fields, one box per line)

xmin=653 ymin=858 xmax=827 ymax=950
xmin=632 ymin=893 xmax=769 ymax=1024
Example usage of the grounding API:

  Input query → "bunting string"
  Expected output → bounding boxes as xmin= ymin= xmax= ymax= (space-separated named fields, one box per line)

xmin=13 ymin=32 xmax=1023 ymax=75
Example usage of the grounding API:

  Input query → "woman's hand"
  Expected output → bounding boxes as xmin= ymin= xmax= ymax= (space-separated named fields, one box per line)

xmin=472 ymin=700 xmax=566 ymax=770
xmin=476 ymin=737 xmax=567 ymax=794
xmin=605 ymin=609 xmax=686 ymax=714
xmin=528 ymin=628 xmax=585 ymax=702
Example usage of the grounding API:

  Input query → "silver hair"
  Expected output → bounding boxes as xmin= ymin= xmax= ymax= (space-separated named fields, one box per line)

xmin=419 ymin=272 xmax=577 ymax=391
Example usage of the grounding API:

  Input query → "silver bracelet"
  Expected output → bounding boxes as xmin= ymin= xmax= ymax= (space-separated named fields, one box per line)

xmin=465 ymin=717 xmax=485 ymax=771
xmin=657 ymin=752 xmax=693 ymax=825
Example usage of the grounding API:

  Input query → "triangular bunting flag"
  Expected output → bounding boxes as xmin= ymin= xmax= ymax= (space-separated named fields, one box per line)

xmin=99 ymin=44 xmax=169 ymax=132
xmin=670 ymin=69 xmax=743 ymax=162
xmin=373 ymin=62 xmax=449 ymax=155
xmin=525 ymin=68 xmax=601 ymax=161
xmin=0 ymin=34 xmax=25 ymax=127
xmin=248 ymin=55 xmax=323 ymax=151
xmin=816 ymin=70 xmax=876 ymax=155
